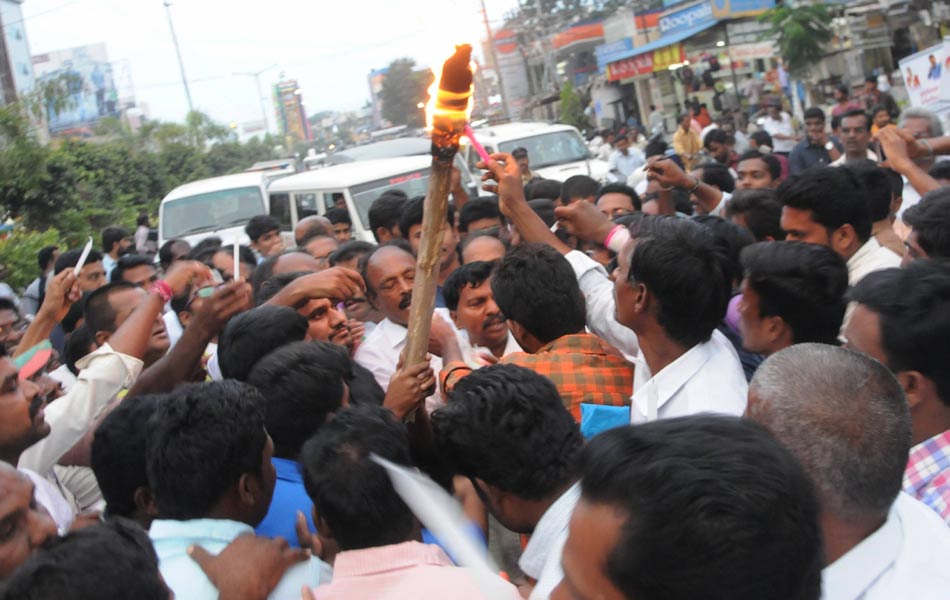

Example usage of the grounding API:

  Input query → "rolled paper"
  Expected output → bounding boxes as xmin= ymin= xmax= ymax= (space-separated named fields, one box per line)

xmin=73 ymin=237 xmax=94 ymax=277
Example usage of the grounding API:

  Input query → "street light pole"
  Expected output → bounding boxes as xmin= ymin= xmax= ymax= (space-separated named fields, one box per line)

xmin=163 ymin=1 xmax=194 ymax=114
xmin=234 ymin=64 xmax=278 ymax=134
xmin=478 ymin=0 xmax=509 ymax=119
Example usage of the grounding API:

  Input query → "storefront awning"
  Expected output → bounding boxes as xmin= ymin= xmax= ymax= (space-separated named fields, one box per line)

xmin=609 ymin=18 xmax=719 ymax=66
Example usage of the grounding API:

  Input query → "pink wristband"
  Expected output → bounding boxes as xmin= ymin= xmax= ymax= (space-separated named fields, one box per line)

xmin=150 ymin=280 xmax=173 ymax=303
xmin=604 ymin=225 xmax=623 ymax=248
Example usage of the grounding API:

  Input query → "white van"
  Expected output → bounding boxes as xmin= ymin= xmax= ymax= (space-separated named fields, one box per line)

xmin=461 ymin=122 xmax=610 ymax=182
xmin=267 ymin=155 xmax=470 ymax=244
xmin=158 ymin=171 xmax=274 ymax=249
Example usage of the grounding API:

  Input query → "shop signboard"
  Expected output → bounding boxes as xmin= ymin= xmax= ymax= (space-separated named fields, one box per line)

xmin=659 ymin=1 xmax=715 ymax=37
xmin=898 ymin=42 xmax=949 ymax=113
xmin=607 ymin=53 xmax=654 ymax=81
xmin=653 ymin=44 xmax=686 ymax=71
xmin=728 ymin=41 xmax=776 ymax=62
xmin=596 ymin=38 xmax=634 ymax=70
xmin=711 ymin=0 xmax=775 ymax=19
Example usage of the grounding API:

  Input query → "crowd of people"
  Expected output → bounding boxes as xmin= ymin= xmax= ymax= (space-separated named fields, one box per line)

xmin=0 ymin=89 xmax=949 ymax=599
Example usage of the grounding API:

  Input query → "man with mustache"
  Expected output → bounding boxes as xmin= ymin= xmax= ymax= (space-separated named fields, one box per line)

xmin=355 ymin=241 xmax=454 ymax=412
xmin=442 ymin=261 xmax=521 ymax=361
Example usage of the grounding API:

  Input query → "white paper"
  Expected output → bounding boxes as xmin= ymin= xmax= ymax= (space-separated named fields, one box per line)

xmin=72 ymin=237 xmax=93 ymax=277
xmin=370 ymin=454 xmax=508 ymax=599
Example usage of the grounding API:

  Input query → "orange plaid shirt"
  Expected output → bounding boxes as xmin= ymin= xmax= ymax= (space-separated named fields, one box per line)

xmin=440 ymin=333 xmax=634 ymax=421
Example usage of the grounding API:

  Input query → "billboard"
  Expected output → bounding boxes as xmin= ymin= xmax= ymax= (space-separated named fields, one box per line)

xmin=31 ymin=44 xmax=120 ymax=134
xmin=899 ymin=41 xmax=950 ymax=114
xmin=273 ymin=79 xmax=311 ymax=144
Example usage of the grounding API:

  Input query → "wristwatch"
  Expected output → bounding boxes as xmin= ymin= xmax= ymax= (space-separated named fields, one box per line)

xmin=824 ymin=141 xmax=835 ymax=151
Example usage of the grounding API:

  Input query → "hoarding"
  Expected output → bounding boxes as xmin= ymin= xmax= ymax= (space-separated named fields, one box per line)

xmin=899 ymin=42 xmax=949 ymax=113
xmin=273 ymin=79 xmax=311 ymax=143
xmin=31 ymin=44 xmax=119 ymax=134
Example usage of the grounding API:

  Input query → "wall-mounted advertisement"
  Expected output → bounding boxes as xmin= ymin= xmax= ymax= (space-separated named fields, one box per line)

xmin=32 ymin=44 xmax=120 ymax=135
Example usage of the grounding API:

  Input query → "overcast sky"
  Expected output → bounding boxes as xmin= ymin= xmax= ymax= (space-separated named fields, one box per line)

xmin=22 ymin=0 xmax=518 ymax=131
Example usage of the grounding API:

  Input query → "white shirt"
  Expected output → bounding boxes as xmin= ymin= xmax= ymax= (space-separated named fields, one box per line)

xmin=163 ymin=310 xmax=184 ymax=348
xmin=896 ymin=176 xmax=922 ymax=222
xmin=463 ymin=332 xmax=523 ymax=368
xmin=102 ymin=254 xmax=118 ymax=280
xmin=631 ymin=329 xmax=747 ymax=423
xmin=821 ymin=493 xmax=950 ymax=600
xmin=608 ymin=148 xmax=646 ymax=180
xmin=847 ymin=237 xmax=901 ymax=287
xmin=18 ymin=343 xmax=143 ymax=475
xmin=520 ymin=483 xmax=580 ymax=600
xmin=21 ymin=468 xmax=78 ymax=534
xmin=831 ymin=148 xmax=879 ymax=166
xmin=762 ymin=112 xmax=796 ymax=153
xmin=354 ymin=314 xmax=450 ymax=412
xmin=563 ymin=251 xmax=639 ymax=362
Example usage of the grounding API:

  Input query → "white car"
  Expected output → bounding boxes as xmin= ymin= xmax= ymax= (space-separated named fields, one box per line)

xmin=267 ymin=155 xmax=472 ymax=244
xmin=461 ymin=122 xmax=610 ymax=183
xmin=158 ymin=171 xmax=277 ymax=250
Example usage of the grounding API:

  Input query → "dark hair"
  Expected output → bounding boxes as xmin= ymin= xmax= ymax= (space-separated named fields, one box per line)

xmin=368 ymin=191 xmax=408 ymax=242
xmin=218 ymin=305 xmax=308 ymax=380
xmin=777 ymin=166 xmax=872 ymax=243
xmin=247 ymin=341 xmax=349 ymax=459
xmin=245 ymin=215 xmax=281 ymax=242
xmin=696 ymin=162 xmax=735 ymax=194
xmin=691 ymin=215 xmax=754 ymax=286
xmin=146 ymin=380 xmax=268 ymax=520
xmin=850 ymin=260 xmax=950 ymax=406
xmin=843 ymin=160 xmax=892 ymax=222
xmin=724 ymin=189 xmax=785 ymax=241
xmin=458 ymin=198 xmax=503 ymax=233
xmin=578 ymin=416 xmax=822 ymax=600
xmin=0 ymin=298 xmax=17 ymax=316
xmin=749 ymin=130 xmax=773 ymax=149
xmin=54 ymin=248 xmax=104 ymax=275
xmin=742 ymin=242 xmax=849 ymax=345
xmin=927 ymin=161 xmax=950 ymax=181
xmin=703 ymin=128 xmax=729 ymax=149
xmin=398 ymin=196 xmax=456 ymax=240
xmin=869 ymin=104 xmax=890 ymax=119
xmin=527 ymin=198 xmax=556 ymax=227
xmin=300 ymin=405 xmax=415 ymax=551
xmin=92 ymin=395 xmax=163 ymax=519
xmin=0 ymin=518 xmax=168 ymax=600
xmin=885 ymin=167 xmax=903 ymax=199
xmin=325 ymin=207 xmax=351 ymax=225
xmin=101 ymin=226 xmax=129 ymax=253
xmin=865 ymin=74 xmax=878 ymax=84
xmin=137 ymin=214 xmax=150 ymax=227
xmin=433 ymin=364 xmax=582 ymax=500
xmin=328 ymin=240 xmax=374 ymax=267
xmin=358 ymin=240 xmax=414 ymax=298
xmin=903 ymin=187 xmax=950 ymax=258
xmin=737 ymin=150 xmax=781 ymax=181
xmin=186 ymin=236 xmax=222 ymax=262
xmin=215 ymin=244 xmax=256 ymax=270
xmin=835 ymin=83 xmax=849 ymax=96
xmin=597 ymin=183 xmax=642 ymax=211
xmin=830 ymin=114 xmax=842 ymax=131
xmin=491 ymin=243 xmax=586 ymax=344
xmin=803 ymin=107 xmax=826 ymax=122
xmin=158 ymin=239 xmax=190 ymax=272
xmin=561 ymin=175 xmax=599 ymax=203
xmin=255 ymin=271 xmax=308 ymax=305
xmin=37 ymin=245 xmax=59 ymax=271
xmin=629 ymin=217 xmax=731 ymax=347
xmin=840 ymin=108 xmax=870 ymax=130
xmin=511 ymin=147 xmax=528 ymax=159
xmin=643 ymin=139 xmax=668 ymax=159
xmin=64 ymin=324 xmax=94 ymax=375
xmin=83 ymin=282 xmax=138 ymax=335
xmin=110 ymin=254 xmax=155 ymax=284
xmin=442 ymin=260 xmax=495 ymax=311
xmin=525 ymin=178 xmax=562 ymax=202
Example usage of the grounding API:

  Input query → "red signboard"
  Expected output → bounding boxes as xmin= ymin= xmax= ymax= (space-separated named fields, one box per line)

xmin=607 ymin=53 xmax=654 ymax=81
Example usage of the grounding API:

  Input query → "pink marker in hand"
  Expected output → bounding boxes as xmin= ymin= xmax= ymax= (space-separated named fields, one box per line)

xmin=464 ymin=125 xmax=492 ymax=165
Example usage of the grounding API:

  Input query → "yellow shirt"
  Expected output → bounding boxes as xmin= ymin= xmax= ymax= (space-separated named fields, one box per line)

xmin=673 ymin=128 xmax=702 ymax=170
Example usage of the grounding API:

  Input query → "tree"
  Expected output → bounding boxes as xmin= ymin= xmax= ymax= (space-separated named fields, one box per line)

xmin=380 ymin=58 xmax=431 ymax=128
xmin=759 ymin=3 xmax=833 ymax=77
xmin=559 ymin=81 xmax=589 ymax=131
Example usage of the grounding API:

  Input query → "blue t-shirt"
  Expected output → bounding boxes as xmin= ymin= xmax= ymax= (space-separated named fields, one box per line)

xmin=255 ymin=457 xmax=315 ymax=547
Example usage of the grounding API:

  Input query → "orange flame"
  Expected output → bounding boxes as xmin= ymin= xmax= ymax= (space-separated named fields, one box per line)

xmin=424 ymin=44 xmax=475 ymax=135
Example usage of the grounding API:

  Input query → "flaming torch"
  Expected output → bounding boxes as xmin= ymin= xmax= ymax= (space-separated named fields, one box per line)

xmin=402 ymin=44 xmax=474 ymax=380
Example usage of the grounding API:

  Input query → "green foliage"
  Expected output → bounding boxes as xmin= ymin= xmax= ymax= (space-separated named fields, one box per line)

xmin=0 ymin=228 xmax=60 ymax=290
xmin=559 ymin=82 xmax=589 ymax=130
xmin=758 ymin=4 xmax=833 ymax=77
xmin=380 ymin=58 xmax=431 ymax=128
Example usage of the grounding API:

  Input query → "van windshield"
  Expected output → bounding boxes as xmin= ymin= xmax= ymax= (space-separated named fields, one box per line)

xmin=162 ymin=186 xmax=265 ymax=239
xmin=497 ymin=131 xmax=590 ymax=168
xmin=349 ymin=169 xmax=431 ymax=228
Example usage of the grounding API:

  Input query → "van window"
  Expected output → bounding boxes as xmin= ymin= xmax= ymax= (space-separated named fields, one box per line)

xmin=294 ymin=193 xmax=321 ymax=219
xmin=497 ymin=131 xmax=589 ymax=168
xmin=269 ymin=193 xmax=292 ymax=231
xmin=349 ymin=169 xmax=430 ymax=229
xmin=162 ymin=186 xmax=264 ymax=239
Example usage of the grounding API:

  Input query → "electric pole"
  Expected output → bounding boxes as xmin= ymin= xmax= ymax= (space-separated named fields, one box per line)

xmin=164 ymin=1 xmax=194 ymax=114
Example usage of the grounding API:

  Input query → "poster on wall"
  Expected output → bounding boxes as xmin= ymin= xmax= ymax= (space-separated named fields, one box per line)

xmin=899 ymin=42 xmax=949 ymax=113
xmin=32 ymin=44 xmax=120 ymax=134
